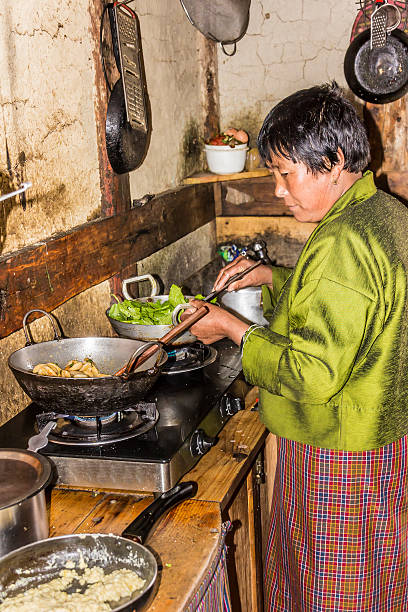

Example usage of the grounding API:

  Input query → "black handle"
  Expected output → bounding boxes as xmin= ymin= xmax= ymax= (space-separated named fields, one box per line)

xmin=108 ymin=4 xmax=122 ymax=73
xmin=122 ymin=481 xmax=198 ymax=544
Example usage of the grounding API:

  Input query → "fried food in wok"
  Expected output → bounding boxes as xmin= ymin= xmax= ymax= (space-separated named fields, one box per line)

xmin=32 ymin=358 xmax=109 ymax=378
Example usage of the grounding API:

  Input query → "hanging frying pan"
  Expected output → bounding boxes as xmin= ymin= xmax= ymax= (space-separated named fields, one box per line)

xmin=106 ymin=77 xmax=150 ymax=174
xmin=104 ymin=3 xmax=151 ymax=174
xmin=344 ymin=27 xmax=408 ymax=103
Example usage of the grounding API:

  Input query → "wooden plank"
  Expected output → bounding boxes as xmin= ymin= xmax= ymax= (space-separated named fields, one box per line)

xmin=89 ymin=0 xmax=130 ymax=217
xmin=183 ymin=168 xmax=270 ymax=184
xmin=183 ymin=409 xmax=268 ymax=510
xmin=216 ymin=216 xmax=316 ymax=246
xmin=0 ymin=183 xmax=215 ymax=338
xmin=49 ymin=488 xmax=105 ymax=537
xmin=224 ymin=480 xmax=250 ymax=611
xmin=220 ymin=175 xmax=291 ymax=216
xmin=198 ymin=36 xmax=220 ymax=141
xmin=222 ymin=200 xmax=290 ymax=217
xmin=247 ymin=465 xmax=263 ymax=611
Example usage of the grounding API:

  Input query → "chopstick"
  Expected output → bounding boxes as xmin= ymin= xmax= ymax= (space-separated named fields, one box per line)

xmin=203 ymin=259 xmax=262 ymax=302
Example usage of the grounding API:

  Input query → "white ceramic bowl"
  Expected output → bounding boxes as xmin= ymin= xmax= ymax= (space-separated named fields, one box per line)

xmin=204 ymin=143 xmax=248 ymax=175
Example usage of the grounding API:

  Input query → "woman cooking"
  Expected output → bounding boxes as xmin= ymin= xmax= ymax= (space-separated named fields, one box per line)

xmin=186 ymin=82 xmax=408 ymax=610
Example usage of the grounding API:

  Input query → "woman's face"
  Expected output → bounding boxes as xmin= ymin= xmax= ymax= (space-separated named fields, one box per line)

xmin=267 ymin=154 xmax=337 ymax=223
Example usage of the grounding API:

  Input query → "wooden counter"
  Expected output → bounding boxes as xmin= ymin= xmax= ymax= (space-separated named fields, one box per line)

xmin=49 ymin=393 xmax=270 ymax=611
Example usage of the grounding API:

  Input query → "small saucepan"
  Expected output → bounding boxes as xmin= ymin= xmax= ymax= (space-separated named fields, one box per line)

xmin=0 ymin=481 xmax=197 ymax=611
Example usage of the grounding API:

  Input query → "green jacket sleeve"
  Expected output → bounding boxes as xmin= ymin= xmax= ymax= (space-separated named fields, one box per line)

xmin=262 ymin=266 xmax=293 ymax=321
xmin=242 ymin=277 xmax=383 ymax=404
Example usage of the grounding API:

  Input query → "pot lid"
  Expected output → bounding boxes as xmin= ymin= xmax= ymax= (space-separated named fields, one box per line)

xmin=0 ymin=449 xmax=52 ymax=509
xmin=344 ymin=28 xmax=408 ymax=103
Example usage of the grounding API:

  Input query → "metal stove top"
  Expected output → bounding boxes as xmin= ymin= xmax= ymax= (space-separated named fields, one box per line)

xmin=0 ymin=340 xmax=249 ymax=493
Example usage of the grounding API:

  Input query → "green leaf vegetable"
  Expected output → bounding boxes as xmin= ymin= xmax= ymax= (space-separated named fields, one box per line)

xmin=108 ymin=284 xmax=216 ymax=326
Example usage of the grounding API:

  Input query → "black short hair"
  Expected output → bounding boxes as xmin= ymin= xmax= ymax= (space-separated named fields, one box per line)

xmin=257 ymin=82 xmax=370 ymax=174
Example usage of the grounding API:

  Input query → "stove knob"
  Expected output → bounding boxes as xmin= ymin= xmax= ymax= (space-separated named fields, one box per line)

xmin=220 ymin=394 xmax=245 ymax=418
xmin=190 ymin=429 xmax=217 ymax=456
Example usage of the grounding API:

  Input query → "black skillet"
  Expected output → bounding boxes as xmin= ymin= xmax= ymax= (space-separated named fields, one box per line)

xmin=0 ymin=481 xmax=198 ymax=611
xmin=344 ymin=27 xmax=408 ymax=104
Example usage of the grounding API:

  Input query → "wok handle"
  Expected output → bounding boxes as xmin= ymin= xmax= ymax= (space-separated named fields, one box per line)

xmin=122 ymin=481 xmax=198 ymax=544
xmin=23 ymin=309 xmax=62 ymax=345
xmin=115 ymin=306 xmax=209 ymax=377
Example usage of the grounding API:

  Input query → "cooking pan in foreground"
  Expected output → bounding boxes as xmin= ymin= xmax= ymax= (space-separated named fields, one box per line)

xmin=8 ymin=310 xmax=168 ymax=417
xmin=0 ymin=481 xmax=197 ymax=612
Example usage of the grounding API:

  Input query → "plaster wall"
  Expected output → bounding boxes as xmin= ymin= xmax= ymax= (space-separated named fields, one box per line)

xmin=217 ymin=0 xmax=358 ymax=143
xmin=0 ymin=0 xmax=204 ymax=256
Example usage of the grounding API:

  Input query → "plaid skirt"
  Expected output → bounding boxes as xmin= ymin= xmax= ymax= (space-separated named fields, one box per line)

xmin=264 ymin=435 xmax=408 ymax=611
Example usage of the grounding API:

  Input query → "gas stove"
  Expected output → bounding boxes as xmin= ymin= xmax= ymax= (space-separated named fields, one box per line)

xmin=0 ymin=340 xmax=249 ymax=493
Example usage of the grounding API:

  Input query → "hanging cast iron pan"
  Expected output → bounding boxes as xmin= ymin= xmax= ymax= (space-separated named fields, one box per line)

xmin=344 ymin=27 xmax=408 ymax=104
xmin=106 ymin=77 xmax=151 ymax=174
xmin=0 ymin=481 xmax=198 ymax=612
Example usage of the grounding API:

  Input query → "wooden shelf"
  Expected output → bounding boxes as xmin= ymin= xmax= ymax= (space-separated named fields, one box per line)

xmin=183 ymin=168 xmax=270 ymax=185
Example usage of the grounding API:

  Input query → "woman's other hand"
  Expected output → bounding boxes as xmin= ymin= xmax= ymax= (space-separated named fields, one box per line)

xmin=181 ymin=300 xmax=249 ymax=345
xmin=212 ymin=255 xmax=273 ymax=292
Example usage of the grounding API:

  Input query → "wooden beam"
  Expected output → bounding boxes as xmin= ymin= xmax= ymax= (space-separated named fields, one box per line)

xmin=0 ymin=183 xmax=214 ymax=338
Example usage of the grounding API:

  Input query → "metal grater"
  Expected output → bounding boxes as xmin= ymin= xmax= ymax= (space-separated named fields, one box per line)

xmin=112 ymin=5 xmax=148 ymax=131
xmin=371 ymin=5 xmax=388 ymax=48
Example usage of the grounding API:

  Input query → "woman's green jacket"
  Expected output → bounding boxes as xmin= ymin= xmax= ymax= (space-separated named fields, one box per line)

xmin=242 ymin=171 xmax=408 ymax=450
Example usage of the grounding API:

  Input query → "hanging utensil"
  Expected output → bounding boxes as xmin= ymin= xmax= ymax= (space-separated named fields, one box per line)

xmin=371 ymin=0 xmax=401 ymax=48
xmin=104 ymin=4 xmax=151 ymax=174
xmin=344 ymin=0 xmax=408 ymax=103
xmin=180 ymin=0 xmax=251 ymax=56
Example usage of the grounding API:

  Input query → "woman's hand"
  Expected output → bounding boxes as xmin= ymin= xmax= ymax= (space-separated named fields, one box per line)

xmin=181 ymin=300 xmax=249 ymax=345
xmin=212 ymin=255 xmax=273 ymax=292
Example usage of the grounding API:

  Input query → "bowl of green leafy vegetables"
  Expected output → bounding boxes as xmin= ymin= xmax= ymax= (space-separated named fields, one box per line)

xmin=106 ymin=284 xmax=198 ymax=345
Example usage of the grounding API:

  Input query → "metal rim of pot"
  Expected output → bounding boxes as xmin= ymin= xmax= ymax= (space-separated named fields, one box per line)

xmin=344 ymin=27 xmax=408 ymax=104
xmin=0 ymin=449 xmax=52 ymax=509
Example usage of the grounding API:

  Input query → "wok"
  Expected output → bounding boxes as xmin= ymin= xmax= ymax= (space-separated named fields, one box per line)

xmin=8 ymin=310 xmax=168 ymax=417
xmin=106 ymin=274 xmax=197 ymax=345
xmin=0 ymin=481 xmax=197 ymax=612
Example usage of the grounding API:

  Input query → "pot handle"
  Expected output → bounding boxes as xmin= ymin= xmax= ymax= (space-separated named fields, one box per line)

xmin=122 ymin=481 xmax=198 ymax=544
xmin=23 ymin=309 xmax=62 ymax=346
xmin=122 ymin=274 xmax=160 ymax=300
xmin=172 ymin=302 xmax=191 ymax=325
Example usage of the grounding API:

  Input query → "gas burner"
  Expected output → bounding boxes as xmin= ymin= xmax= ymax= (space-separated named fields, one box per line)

xmin=35 ymin=403 xmax=158 ymax=446
xmin=163 ymin=343 xmax=217 ymax=375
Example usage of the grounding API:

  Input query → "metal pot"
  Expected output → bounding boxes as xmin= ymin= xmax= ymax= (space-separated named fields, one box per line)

xmin=106 ymin=274 xmax=197 ymax=345
xmin=220 ymin=286 xmax=268 ymax=325
xmin=0 ymin=449 xmax=52 ymax=557
xmin=0 ymin=481 xmax=197 ymax=611
xmin=8 ymin=310 xmax=168 ymax=416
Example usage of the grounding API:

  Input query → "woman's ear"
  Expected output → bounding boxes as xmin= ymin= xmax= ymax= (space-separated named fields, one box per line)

xmin=331 ymin=148 xmax=345 ymax=184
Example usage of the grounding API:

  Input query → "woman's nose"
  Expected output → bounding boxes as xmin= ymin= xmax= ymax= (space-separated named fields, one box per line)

xmin=274 ymin=178 xmax=287 ymax=198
